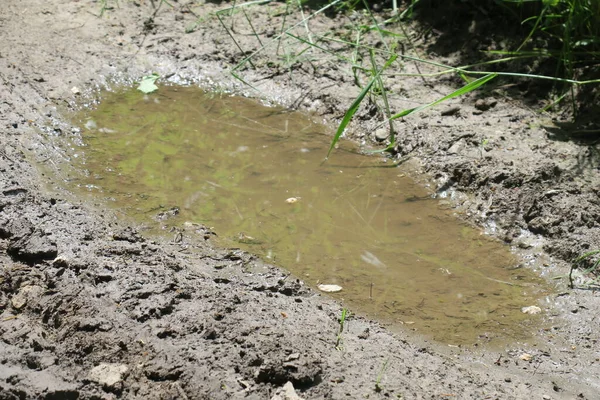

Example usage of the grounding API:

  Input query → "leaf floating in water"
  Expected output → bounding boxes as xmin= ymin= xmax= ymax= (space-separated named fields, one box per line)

xmin=521 ymin=306 xmax=542 ymax=315
xmin=361 ymin=251 xmax=387 ymax=269
xmin=317 ymin=284 xmax=342 ymax=293
xmin=137 ymin=73 xmax=160 ymax=94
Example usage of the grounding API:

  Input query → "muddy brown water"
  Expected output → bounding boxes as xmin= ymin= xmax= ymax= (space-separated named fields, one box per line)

xmin=67 ymin=86 xmax=548 ymax=345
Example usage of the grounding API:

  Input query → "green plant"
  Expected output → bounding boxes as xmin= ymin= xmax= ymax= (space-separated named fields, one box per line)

xmin=492 ymin=0 xmax=600 ymax=113
xmin=569 ymin=249 xmax=600 ymax=288
xmin=98 ymin=0 xmax=115 ymax=17
xmin=212 ymin=1 xmax=504 ymax=158
xmin=327 ymin=54 xmax=397 ymax=158
xmin=375 ymin=358 xmax=389 ymax=393
xmin=212 ymin=0 xmax=600 ymax=156
xmin=335 ymin=308 xmax=351 ymax=350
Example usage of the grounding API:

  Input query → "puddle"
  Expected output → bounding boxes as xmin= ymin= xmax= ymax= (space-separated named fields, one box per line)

xmin=67 ymin=86 xmax=548 ymax=345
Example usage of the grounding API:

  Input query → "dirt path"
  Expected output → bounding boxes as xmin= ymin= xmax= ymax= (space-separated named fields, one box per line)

xmin=1 ymin=1 xmax=600 ymax=398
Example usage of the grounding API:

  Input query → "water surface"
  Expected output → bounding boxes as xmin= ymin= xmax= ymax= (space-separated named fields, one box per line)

xmin=69 ymin=86 xmax=547 ymax=344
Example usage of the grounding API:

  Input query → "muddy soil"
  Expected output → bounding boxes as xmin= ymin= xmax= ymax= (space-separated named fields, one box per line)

xmin=1 ymin=1 xmax=600 ymax=399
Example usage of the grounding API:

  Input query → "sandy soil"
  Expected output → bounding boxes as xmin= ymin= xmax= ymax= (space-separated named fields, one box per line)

xmin=1 ymin=1 xmax=600 ymax=398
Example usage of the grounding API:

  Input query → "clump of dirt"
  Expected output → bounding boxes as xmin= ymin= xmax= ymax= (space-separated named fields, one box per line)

xmin=1 ymin=0 xmax=600 ymax=399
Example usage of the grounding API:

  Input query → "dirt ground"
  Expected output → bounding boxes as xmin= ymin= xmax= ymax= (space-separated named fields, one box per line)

xmin=1 ymin=0 xmax=600 ymax=399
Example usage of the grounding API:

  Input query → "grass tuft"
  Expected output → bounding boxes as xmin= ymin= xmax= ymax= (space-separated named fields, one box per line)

xmin=204 ymin=0 xmax=600 ymax=155
xmin=569 ymin=249 xmax=600 ymax=289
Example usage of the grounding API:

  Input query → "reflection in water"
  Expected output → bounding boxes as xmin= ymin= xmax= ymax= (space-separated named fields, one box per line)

xmin=70 ymin=86 xmax=548 ymax=345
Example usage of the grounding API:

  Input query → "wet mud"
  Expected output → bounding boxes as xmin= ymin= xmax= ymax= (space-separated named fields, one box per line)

xmin=1 ymin=0 xmax=600 ymax=399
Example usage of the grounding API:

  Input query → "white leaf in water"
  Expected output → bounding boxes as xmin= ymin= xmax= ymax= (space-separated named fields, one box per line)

xmin=521 ymin=306 xmax=542 ymax=315
xmin=317 ymin=284 xmax=342 ymax=293
xmin=361 ymin=251 xmax=386 ymax=269
xmin=137 ymin=73 xmax=160 ymax=94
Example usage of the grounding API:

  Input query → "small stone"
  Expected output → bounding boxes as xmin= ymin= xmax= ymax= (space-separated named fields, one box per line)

xmin=271 ymin=381 xmax=304 ymax=400
xmin=286 ymin=197 xmax=300 ymax=204
xmin=441 ymin=106 xmax=461 ymax=116
xmin=374 ymin=128 xmax=388 ymax=142
xmin=88 ymin=363 xmax=128 ymax=388
xmin=521 ymin=306 xmax=542 ymax=315
xmin=71 ymin=87 xmax=80 ymax=95
xmin=519 ymin=353 xmax=532 ymax=361
xmin=517 ymin=241 xmax=533 ymax=249
xmin=474 ymin=97 xmax=498 ymax=111
xmin=11 ymin=295 xmax=27 ymax=310
xmin=286 ymin=353 xmax=300 ymax=361
xmin=317 ymin=284 xmax=342 ymax=293
xmin=11 ymin=285 xmax=43 ymax=310
xmin=53 ymin=256 xmax=70 ymax=268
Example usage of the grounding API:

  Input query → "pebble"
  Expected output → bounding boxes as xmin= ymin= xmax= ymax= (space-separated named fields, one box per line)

xmin=521 ymin=305 xmax=542 ymax=315
xmin=271 ymin=381 xmax=304 ymax=400
xmin=519 ymin=353 xmax=532 ymax=361
xmin=474 ymin=97 xmax=498 ymax=111
xmin=374 ymin=128 xmax=388 ymax=142
xmin=11 ymin=285 xmax=43 ymax=310
xmin=88 ymin=363 xmax=128 ymax=387
xmin=441 ymin=106 xmax=461 ymax=116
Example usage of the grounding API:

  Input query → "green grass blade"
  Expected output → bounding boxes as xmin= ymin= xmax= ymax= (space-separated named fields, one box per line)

xmin=326 ymin=79 xmax=375 ymax=159
xmin=217 ymin=12 xmax=255 ymax=69
xmin=231 ymin=0 xmax=342 ymax=72
xmin=369 ymin=50 xmax=394 ymax=143
xmin=231 ymin=71 xmax=260 ymax=92
xmin=390 ymin=73 xmax=497 ymax=120
xmin=285 ymin=32 xmax=358 ymax=66
xmin=327 ymin=55 xmax=397 ymax=159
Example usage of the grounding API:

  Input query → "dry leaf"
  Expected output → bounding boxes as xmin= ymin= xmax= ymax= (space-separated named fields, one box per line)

xmin=519 ymin=353 xmax=532 ymax=361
